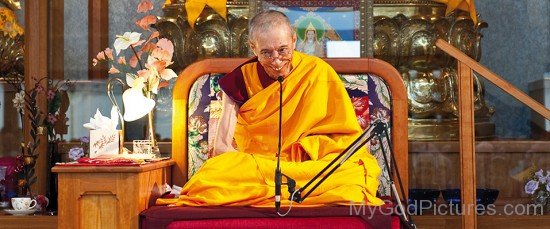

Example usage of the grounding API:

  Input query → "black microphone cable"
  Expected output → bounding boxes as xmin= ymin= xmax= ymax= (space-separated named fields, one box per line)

xmin=275 ymin=76 xmax=298 ymax=217
xmin=274 ymin=76 xmax=284 ymax=214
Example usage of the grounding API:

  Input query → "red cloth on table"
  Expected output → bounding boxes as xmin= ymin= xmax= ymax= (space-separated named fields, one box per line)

xmin=55 ymin=157 xmax=142 ymax=166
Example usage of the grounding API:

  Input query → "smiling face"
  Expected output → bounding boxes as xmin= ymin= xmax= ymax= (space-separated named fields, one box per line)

xmin=248 ymin=11 xmax=298 ymax=79
xmin=250 ymin=27 xmax=296 ymax=79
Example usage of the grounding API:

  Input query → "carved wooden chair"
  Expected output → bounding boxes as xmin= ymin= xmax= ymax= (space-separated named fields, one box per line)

xmin=140 ymin=58 xmax=409 ymax=229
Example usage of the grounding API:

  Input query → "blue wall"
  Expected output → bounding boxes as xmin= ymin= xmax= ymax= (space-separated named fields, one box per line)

xmin=476 ymin=0 xmax=549 ymax=138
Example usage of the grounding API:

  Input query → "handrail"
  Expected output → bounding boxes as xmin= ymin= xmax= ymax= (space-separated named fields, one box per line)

xmin=435 ymin=39 xmax=550 ymax=229
xmin=436 ymin=39 xmax=550 ymax=119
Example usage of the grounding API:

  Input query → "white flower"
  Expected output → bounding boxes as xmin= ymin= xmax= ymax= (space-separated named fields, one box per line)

xmin=113 ymin=32 xmax=142 ymax=55
xmin=535 ymin=169 xmax=546 ymax=183
xmin=68 ymin=147 xmax=85 ymax=161
xmin=12 ymin=90 xmax=25 ymax=113
xmin=126 ymin=73 xmax=146 ymax=89
xmin=535 ymin=169 xmax=544 ymax=177
xmin=524 ymin=180 xmax=539 ymax=195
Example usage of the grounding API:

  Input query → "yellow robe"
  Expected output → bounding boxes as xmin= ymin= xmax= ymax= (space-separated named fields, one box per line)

xmin=158 ymin=52 xmax=383 ymax=207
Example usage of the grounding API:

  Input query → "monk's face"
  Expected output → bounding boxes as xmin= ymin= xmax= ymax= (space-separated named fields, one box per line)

xmin=249 ymin=26 xmax=296 ymax=79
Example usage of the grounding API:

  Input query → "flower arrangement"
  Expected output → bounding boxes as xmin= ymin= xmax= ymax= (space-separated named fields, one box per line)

xmin=524 ymin=169 xmax=550 ymax=210
xmin=6 ymin=75 xmax=72 ymax=196
xmin=68 ymin=137 xmax=90 ymax=161
xmin=8 ymin=76 xmax=73 ymax=142
xmin=92 ymin=0 xmax=177 ymax=98
xmin=8 ymin=77 xmax=47 ymax=196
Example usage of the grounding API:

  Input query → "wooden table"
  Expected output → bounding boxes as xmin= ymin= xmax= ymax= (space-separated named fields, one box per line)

xmin=0 ymin=214 xmax=57 ymax=229
xmin=52 ymin=159 xmax=174 ymax=229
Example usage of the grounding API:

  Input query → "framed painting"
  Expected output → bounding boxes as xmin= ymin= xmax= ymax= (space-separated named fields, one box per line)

xmin=249 ymin=0 xmax=373 ymax=57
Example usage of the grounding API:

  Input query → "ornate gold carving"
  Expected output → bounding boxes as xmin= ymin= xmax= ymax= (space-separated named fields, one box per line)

xmin=373 ymin=2 xmax=494 ymax=140
xmin=157 ymin=3 xmax=250 ymax=73
xmin=0 ymin=0 xmax=20 ymax=11
xmin=0 ymin=33 xmax=23 ymax=80
xmin=159 ymin=1 xmax=495 ymax=140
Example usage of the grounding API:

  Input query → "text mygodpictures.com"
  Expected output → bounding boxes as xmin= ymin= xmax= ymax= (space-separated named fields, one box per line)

xmin=349 ymin=200 xmax=547 ymax=219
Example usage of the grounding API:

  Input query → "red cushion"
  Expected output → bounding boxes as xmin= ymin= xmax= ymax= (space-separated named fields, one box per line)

xmin=140 ymin=205 xmax=397 ymax=229
xmin=167 ymin=217 xmax=368 ymax=229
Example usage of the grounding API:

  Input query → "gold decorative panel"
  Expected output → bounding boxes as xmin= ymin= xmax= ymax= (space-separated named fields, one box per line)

xmin=159 ymin=1 xmax=495 ymax=140
xmin=373 ymin=1 xmax=494 ymax=140
xmin=157 ymin=2 xmax=250 ymax=74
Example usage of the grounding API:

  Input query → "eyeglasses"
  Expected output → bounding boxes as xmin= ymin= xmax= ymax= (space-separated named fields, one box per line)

xmin=258 ymin=47 xmax=292 ymax=60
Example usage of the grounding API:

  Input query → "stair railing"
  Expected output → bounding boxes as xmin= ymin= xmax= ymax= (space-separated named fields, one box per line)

xmin=435 ymin=39 xmax=550 ymax=229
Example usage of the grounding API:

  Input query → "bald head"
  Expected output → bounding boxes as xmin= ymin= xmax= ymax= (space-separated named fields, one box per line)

xmin=248 ymin=10 xmax=295 ymax=44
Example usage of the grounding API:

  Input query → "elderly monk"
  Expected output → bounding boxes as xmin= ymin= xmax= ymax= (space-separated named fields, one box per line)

xmin=157 ymin=10 xmax=383 ymax=207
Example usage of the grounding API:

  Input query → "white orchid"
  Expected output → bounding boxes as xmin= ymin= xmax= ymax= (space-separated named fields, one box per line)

xmin=12 ymin=90 xmax=25 ymax=113
xmin=113 ymin=32 xmax=143 ymax=55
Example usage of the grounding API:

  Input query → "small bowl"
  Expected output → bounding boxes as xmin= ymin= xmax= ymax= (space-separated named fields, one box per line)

xmin=441 ymin=188 xmax=499 ymax=207
xmin=441 ymin=188 xmax=461 ymax=205
xmin=477 ymin=188 xmax=499 ymax=206
xmin=408 ymin=188 xmax=440 ymax=214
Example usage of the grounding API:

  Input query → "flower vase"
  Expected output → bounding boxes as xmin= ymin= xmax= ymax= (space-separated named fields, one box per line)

xmin=533 ymin=194 xmax=550 ymax=213
xmin=47 ymin=141 xmax=60 ymax=212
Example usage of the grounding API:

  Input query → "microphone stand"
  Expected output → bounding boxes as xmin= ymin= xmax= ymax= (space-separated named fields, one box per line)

xmin=274 ymin=76 xmax=284 ymax=214
xmin=281 ymin=120 xmax=416 ymax=229
xmin=274 ymin=76 xmax=297 ymax=216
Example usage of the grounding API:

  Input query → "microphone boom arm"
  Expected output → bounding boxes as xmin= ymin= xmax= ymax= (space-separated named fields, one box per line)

xmin=289 ymin=120 xmax=381 ymax=202
xmin=283 ymin=120 xmax=416 ymax=228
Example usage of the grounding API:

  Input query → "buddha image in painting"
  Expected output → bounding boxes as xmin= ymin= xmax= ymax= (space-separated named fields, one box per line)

xmin=264 ymin=5 xmax=359 ymax=58
xmin=294 ymin=12 xmax=339 ymax=58
xmin=296 ymin=22 xmax=325 ymax=57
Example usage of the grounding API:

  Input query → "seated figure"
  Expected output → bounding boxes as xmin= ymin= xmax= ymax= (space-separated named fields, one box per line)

xmin=157 ymin=10 xmax=383 ymax=207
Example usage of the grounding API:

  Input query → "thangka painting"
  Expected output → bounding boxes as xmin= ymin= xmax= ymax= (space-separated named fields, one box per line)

xmin=258 ymin=0 xmax=368 ymax=57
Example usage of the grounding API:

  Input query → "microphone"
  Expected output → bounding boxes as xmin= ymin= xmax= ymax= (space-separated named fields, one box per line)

xmin=275 ymin=75 xmax=284 ymax=213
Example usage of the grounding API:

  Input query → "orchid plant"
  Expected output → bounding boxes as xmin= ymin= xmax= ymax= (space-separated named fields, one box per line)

xmin=524 ymin=169 xmax=550 ymax=209
xmin=92 ymin=0 xmax=177 ymax=97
